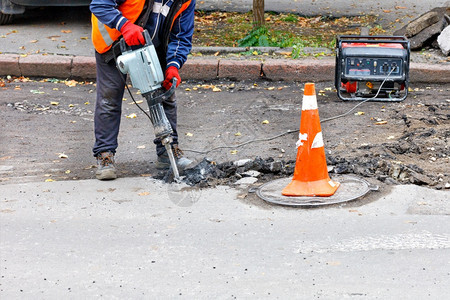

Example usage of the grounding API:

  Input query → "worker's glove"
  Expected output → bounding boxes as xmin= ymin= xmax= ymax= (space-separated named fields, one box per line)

xmin=162 ymin=66 xmax=181 ymax=90
xmin=120 ymin=20 xmax=145 ymax=46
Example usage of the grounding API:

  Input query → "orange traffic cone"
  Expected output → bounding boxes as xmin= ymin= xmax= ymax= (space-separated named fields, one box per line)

xmin=282 ymin=83 xmax=340 ymax=197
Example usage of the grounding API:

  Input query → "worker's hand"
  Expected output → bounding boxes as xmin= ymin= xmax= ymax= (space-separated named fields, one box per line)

xmin=120 ymin=20 xmax=145 ymax=46
xmin=163 ymin=66 xmax=181 ymax=90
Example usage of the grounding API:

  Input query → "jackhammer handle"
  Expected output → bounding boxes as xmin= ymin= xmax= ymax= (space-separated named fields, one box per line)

xmin=119 ymin=29 xmax=153 ymax=53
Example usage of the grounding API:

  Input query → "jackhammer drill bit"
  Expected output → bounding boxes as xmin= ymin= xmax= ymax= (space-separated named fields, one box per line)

xmin=162 ymin=137 xmax=180 ymax=181
xmin=145 ymin=88 xmax=181 ymax=183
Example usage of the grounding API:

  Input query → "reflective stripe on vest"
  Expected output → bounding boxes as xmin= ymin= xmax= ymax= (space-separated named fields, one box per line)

xmin=91 ymin=0 xmax=146 ymax=54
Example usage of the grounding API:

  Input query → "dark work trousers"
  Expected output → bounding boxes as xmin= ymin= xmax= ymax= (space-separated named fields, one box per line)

xmin=93 ymin=51 xmax=178 ymax=157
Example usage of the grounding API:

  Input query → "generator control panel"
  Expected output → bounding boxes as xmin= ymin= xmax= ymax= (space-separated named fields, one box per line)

xmin=345 ymin=57 xmax=402 ymax=77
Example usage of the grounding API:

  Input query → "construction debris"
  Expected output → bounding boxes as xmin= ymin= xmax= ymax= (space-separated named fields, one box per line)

xmin=394 ymin=6 xmax=450 ymax=54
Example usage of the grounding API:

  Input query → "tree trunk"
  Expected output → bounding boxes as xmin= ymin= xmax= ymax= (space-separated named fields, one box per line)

xmin=253 ymin=0 xmax=265 ymax=28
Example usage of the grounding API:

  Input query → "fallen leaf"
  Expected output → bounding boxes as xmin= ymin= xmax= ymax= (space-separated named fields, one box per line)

xmin=45 ymin=179 xmax=55 ymax=182
xmin=214 ymin=51 xmax=220 ymax=56
xmin=61 ymin=30 xmax=72 ymax=33
xmin=137 ymin=145 xmax=146 ymax=149
xmin=128 ymin=100 xmax=143 ymax=105
xmin=65 ymin=170 xmax=71 ymax=174
xmin=50 ymin=101 xmax=59 ymax=106
xmin=30 ymin=39 xmax=38 ymax=43
xmin=383 ymin=10 xmax=391 ymax=13
xmin=84 ymin=101 xmax=90 ymax=105
xmin=58 ymin=153 xmax=68 ymax=159
xmin=138 ymin=191 xmax=150 ymax=196
xmin=126 ymin=113 xmax=137 ymax=119
xmin=230 ymin=150 xmax=238 ymax=155
xmin=185 ymin=88 xmax=191 ymax=91
xmin=68 ymin=104 xmax=74 ymax=107
xmin=65 ymin=80 xmax=77 ymax=87
xmin=234 ymin=132 xmax=241 ymax=136
xmin=80 ymin=36 xmax=89 ymax=40
xmin=355 ymin=111 xmax=365 ymax=115
xmin=185 ymin=132 xmax=193 ymax=137
xmin=262 ymin=120 xmax=270 ymax=124
xmin=374 ymin=121 xmax=387 ymax=125
xmin=212 ymin=87 xmax=222 ymax=92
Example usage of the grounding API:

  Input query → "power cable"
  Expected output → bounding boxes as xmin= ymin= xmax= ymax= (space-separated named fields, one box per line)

xmin=182 ymin=69 xmax=396 ymax=155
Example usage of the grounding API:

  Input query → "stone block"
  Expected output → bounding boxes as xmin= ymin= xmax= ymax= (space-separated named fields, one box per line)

xmin=72 ymin=56 xmax=96 ymax=79
xmin=394 ymin=7 xmax=449 ymax=37
xmin=437 ymin=25 xmax=450 ymax=55
xmin=405 ymin=11 xmax=440 ymax=37
xmin=410 ymin=18 xmax=447 ymax=50
xmin=19 ymin=55 xmax=72 ymax=78
xmin=0 ymin=54 xmax=20 ymax=76
xmin=179 ymin=58 xmax=218 ymax=80
xmin=263 ymin=58 xmax=334 ymax=82
xmin=218 ymin=59 xmax=262 ymax=80
xmin=410 ymin=62 xmax=450 ymax=83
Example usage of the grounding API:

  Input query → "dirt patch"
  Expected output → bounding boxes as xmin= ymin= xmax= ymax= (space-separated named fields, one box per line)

xmin=0 ymin=78 xmax=448 ymax=190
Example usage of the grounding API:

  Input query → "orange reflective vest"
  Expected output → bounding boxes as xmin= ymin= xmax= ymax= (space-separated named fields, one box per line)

xmin=91 ymin=0 xmax=146 ymax=54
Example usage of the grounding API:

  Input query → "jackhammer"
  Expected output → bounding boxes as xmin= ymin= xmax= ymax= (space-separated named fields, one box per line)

xmin=116 ymin=30 xmax=180 ymax=181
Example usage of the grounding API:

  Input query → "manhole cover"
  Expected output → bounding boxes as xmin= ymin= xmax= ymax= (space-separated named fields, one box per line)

xmin=256 ymin=174 xmax=378 ymax=207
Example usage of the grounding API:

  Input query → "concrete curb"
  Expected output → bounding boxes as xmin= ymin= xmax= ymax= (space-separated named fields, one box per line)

xmin=1 ymin=53 xmax=449 ymax=83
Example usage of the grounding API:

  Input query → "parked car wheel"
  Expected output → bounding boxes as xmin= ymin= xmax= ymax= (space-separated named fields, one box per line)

xmin=0 ymin=12 xmax=13 ymax=25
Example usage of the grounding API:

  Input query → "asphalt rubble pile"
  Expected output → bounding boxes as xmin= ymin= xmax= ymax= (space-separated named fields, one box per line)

xmin=156 ymin=150 xmax=448 ymax=190
xmin=394 ymin=6 xmax=450 ymax=55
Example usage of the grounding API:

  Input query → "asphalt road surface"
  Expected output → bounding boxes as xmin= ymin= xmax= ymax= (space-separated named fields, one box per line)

xmin=0 ymin=1 xmax=448 ymax=57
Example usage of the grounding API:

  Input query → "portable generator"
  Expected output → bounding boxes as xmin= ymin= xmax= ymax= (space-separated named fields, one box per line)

xmin=335 ymin=35 xmax=410 ymax=101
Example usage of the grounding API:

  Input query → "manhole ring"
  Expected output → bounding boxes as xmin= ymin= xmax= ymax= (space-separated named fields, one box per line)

xmin=256 ymin=174 xmax=377 ymax=207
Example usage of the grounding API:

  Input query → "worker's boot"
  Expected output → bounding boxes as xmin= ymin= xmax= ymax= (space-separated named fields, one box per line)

xmin=156 ymin=144 xmax=193 ymax=171
xmin=96 ymin=151 xmax=117 ymax=180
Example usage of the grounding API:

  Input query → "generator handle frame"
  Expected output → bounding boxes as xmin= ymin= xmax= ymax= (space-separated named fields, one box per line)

xmin=335 ymin=35 xmax=410 ymax=102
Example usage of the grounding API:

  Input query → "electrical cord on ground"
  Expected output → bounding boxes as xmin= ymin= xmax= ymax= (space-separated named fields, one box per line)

xmin=182 ymin=69 xmax=395 ymax=155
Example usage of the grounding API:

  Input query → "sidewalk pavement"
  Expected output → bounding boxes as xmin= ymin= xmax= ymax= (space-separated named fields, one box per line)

xmin=1 ymin=47 xmax=449 ymax=83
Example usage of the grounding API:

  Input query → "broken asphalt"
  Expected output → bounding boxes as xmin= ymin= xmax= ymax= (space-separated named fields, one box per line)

xmin=1 ymin=4 xmax=450 ymax=299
